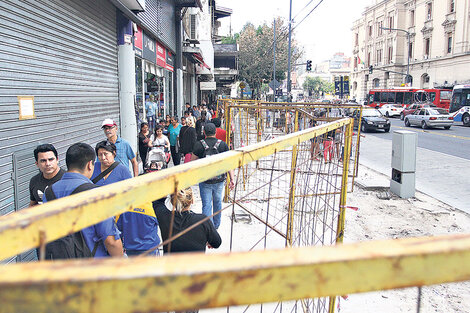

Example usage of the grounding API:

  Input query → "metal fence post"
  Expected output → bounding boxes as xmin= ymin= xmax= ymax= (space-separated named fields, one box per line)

xmin=328 ymin=120 xmax=354 ymax=313
xmin=286 ymin=110 xmax=299 ymax=246
xmin=224 ymin=105 xmax=232 ymax=203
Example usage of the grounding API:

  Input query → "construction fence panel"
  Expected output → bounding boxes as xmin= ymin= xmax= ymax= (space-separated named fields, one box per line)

xmin=222 ymin=101 xmax=359 ymax=313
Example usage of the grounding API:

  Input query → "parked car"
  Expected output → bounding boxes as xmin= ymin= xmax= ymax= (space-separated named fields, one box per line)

xmin=400 ymin=103 xmax=437 ymax=120
xmin=352 ymin=108 xmax=391 ymax=132
xmin=377 ymin=104 xmax=404 ymax=117
xmin=404 ymin=108 xmax=454 ymax=129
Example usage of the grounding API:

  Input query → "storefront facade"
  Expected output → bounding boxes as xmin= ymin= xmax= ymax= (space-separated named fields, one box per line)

xmin=134 ymin=26 xmax=175 ymax=123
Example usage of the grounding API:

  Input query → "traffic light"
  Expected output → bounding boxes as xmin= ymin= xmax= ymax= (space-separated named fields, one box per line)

xmin=306 ymin=60 xmax=312 ymax=71
xmin=369 ymin=65 xmax=373 ymax=74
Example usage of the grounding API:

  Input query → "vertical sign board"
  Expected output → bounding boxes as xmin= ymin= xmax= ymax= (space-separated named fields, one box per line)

xmin=142 ymin=31 xmax=156 ymax=64
xmin=343 ymin=76 xmax=350 ymax=95
xmin=134 ymin=25 xmax=143 ymax=57
xmin=334 ymin=77 xmax=341 ymax=96
xmin=156 ymin=41 xmax=166 ymax=68
xmin=165 ymin=51 xmax=174 ymax=72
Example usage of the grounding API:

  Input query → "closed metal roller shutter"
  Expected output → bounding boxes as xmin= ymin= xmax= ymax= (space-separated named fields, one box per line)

xmin=0 ymin=0 xmax=119 ymax=263
xmin=137 ymin=0 xmax=176 ymax=53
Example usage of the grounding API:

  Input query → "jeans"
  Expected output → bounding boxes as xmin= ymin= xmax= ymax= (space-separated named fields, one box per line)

xmin=147 ymin=116 xmax=155 ymax=132
xmin=199 ymin=181 xmax=224 ymax=229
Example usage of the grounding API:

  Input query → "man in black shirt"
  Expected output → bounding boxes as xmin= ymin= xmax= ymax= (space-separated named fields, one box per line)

xmin=29 ymin=144 xmax=65 ymax=206
xmin=195 ymin=111 xmax=207 ymax=141
xmin=191 ymin=123 xmax=234 ymax=229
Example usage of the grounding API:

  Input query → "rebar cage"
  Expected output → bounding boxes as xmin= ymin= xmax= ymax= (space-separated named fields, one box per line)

xmin=218 ymin=100 xmax=360 ymax=313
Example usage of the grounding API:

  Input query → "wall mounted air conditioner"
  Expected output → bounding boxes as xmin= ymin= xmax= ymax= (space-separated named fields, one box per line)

xmin=189 ymin=14 xmax=198 ymax=40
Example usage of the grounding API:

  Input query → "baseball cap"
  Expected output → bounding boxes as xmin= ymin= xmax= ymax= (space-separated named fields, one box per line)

xmin=204 ymin=122 xmax=216 ymax=135
xmin=101 ymin=118 xmax=117 ymax=128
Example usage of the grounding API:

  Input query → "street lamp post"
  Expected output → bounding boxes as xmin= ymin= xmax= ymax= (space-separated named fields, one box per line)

xmin=380 ymin=26 xmax=411 ymax=85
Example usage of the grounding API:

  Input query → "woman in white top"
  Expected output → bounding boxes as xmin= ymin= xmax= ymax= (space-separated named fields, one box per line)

xmin=149 ymin=125 xmax=170 ymax=151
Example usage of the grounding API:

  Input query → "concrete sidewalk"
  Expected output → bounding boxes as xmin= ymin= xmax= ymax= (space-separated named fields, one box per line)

xmin=356 ymin=132 xmax=470 ymax=214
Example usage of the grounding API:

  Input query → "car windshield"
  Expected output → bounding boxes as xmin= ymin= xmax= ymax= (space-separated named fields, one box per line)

xmin=392 ymin=105 xmax=402 ymax=108
xmin=428 ymin=108 xmax=448 ymax=115
xmin=362 ymin=110 xmax=382 ymax=117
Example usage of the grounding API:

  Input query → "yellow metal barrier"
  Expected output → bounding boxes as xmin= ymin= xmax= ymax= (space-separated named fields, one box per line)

xmin=0 ymin=119 xmax=351 ymax=261
xmin=0 ymin=234 xmax=469 ymax=313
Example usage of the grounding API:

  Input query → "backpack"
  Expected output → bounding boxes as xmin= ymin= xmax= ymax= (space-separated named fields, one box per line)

xmin=201 ymin=139 xmax=225 ymax=183
xmin=197 ymin=120 xmax=207 ymax=140
xmin=43 ymin=183 xmax=99 ymax=260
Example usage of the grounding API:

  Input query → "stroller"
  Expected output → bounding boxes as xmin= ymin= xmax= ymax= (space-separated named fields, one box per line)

xmin=145 ymin=144 xmax=170 ymax=173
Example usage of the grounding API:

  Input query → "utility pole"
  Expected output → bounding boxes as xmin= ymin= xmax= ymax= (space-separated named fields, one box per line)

xmin=273 ymin=18 xmax=277 ymax=103
xmin=286 ymin=0 xmax=293 ymax=102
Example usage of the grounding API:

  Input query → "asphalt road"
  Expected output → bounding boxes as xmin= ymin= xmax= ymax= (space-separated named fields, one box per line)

xmin=364 ymin=117 xmax=470 ymax=160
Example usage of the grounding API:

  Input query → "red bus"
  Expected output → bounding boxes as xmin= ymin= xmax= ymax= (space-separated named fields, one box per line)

xmin=367 ymin=88 xmax=452 ymax=109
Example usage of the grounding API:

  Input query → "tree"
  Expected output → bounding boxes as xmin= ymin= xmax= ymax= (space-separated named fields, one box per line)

xmin=303 ymin=77 xmax=334 ymax=98
xmin=235 ymin=18 xmax=303 ymax=99
xmin=220 ymin=33 xmax=239 ymax=44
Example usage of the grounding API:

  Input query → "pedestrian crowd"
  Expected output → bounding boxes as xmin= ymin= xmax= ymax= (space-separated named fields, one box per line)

xmin=28 ymin=102 xmax=231 ymax=260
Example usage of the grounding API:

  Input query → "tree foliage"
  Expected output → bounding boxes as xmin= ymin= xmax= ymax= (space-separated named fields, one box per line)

xmin=303 ymin=76 xmax=334 ymax=98
xmin=235 ymin=18 xmax=302 ymax=98
xmin=220 ymin=34 xmax=239 ymax=44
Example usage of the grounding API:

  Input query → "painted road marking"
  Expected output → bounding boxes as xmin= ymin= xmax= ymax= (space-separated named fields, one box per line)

xmin=392 ymin=125 xmax=470 ymax=140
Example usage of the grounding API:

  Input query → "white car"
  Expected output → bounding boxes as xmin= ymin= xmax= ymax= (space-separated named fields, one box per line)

xmin=377 ymin=104 xmax=404 ymax=117
xmin=404 ymin=108 xmax=454 ymax=129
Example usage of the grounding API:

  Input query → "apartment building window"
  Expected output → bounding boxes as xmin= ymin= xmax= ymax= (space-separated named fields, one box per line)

xmin=355 ymin=33 xmax=359 ymax=46
xmin=447 ymin=36 xmax=452 ymax=54
xmin=354 ymin=56 xmax=358 ymax=68
xmin=409 ymin=42 xmax=413 ymax=59
xmin=410 ymin=10 xmax=415 ymax=27
xmin=387 ymin=47 xmax=393 ymax=63
xmin=388 ymin=15 xmax=394 ymax=30
xmin=424 ymin=38 xmax=431 ymax=58
xmin=450 ymin=0 xmax=455 ymax=13
xmin=377 ymin=21 xmax=383 ymax=36
xmin=426 ymin=2 xmax=432 ymax=20
xmin=367 ymin=52 xmax=371 ymax=66
xmin=376 ymin=49 xmax=382 ymax=64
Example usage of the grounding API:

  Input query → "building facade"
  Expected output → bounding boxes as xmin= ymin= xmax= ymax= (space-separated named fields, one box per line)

xmin=350 ymin=0 xmax=470 ymax=103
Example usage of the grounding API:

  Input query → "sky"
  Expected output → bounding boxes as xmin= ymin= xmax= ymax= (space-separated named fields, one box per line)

xmin=216 ymin=0 xmax=375 ymax=64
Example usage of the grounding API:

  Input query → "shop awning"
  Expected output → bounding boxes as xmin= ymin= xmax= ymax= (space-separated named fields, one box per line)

xmin=182 ymin=46 xmax=211 ymax=69
xmin=193 ymin=53 xmax=211 ymax=69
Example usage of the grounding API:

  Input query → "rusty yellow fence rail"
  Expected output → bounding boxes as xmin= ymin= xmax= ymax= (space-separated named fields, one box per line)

xmin=0 ymin=118 xmax=351 ymax=261
xmin=0 ymin=234 xmax=469 ymax=313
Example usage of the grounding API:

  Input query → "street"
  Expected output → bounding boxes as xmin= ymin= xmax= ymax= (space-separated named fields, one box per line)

xmin=358 ymin=116 xmax=470 ymax=214
xmin=364 ymin=118 xmax=470 ymax=160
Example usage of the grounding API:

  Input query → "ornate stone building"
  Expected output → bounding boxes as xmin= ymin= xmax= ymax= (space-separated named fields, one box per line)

xmin=350 ymin=0 xmax=470 ymax=102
